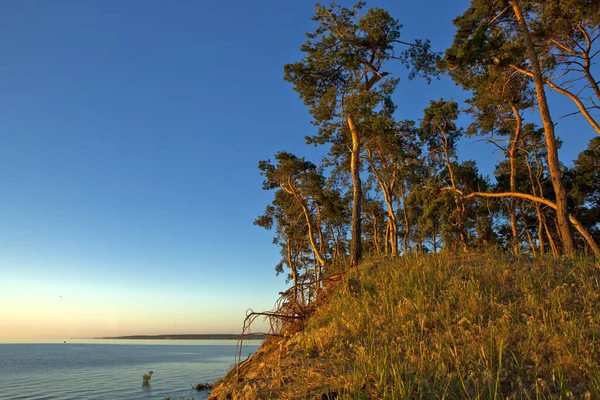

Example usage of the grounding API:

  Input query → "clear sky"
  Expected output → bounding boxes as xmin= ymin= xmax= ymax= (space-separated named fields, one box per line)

xmin=0 ymin=1 xmax=596 ymax=340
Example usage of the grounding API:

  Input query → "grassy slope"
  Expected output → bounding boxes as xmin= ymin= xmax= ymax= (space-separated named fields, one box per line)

xmin=210 ymin=254 xmax=600 ymax=399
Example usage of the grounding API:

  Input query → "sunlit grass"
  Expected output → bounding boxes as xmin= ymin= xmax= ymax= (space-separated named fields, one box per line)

xmin=211 ymin=253 xmax=599 ymax=399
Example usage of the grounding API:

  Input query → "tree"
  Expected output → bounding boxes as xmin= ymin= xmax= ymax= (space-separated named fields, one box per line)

xmin=284 ymin=2 xmax=437 ymax=266
xmin=453 ymin=160 xmax=496 ymax=250
xmin=531 ymin=0 xmax=600 ymax=134
xmin=255 ymin=193 xmax=307 ymax=306
xmin=420 ymin=99 xmax=468 ymax=251
xmin=569 ymin=137 xmax=600 ymax=250
xmin=364 ymin=111 xmax=420 ymax=255
xmin=445 ymin=0 xmax=578 ymax=254
xmin=259 ymin=152 xmax=328 ymax=272
xmin=361 ymin=195 xmax=385 ymax=256
xmin=493 ymin=124 xmax=554 ymax=255
xmin=448 ymin=49 xmax=534 ymax=254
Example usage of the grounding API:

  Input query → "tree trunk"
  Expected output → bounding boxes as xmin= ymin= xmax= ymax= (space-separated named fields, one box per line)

xmin=511 ymin=1 xmax=575 ymax=255
xmin=442 ymin=135 xmax=468 ymax=252
xmin=536 ymin=204 xmax=545 ymax=255
xmin=509 ymin=105 xmax=523 ymax=255
xmin=521 ymin=214 xmax=537 ymax=257
xmin=313 ymin=252 xmax=320 ymax=297
xmin=330 ymin=226 xmax=339 ymax=262
xmin=400 ymin=192 xmax=410 ymax=255
xmin=544 ymin=218 xmax=560 ymax=258
xmin=453 ymin=189 xmax=599 ymax=257
xmin=509 ymin=198 xmax=519 ymax=255
xmin=383 ymin=191 xmax=398 ymax=255
xmin=582 ymin=40 xmax=600 ymax=103
xmin=287 ymin=241 xmax=299 ymax=306
xmin=316 ymin=207 xmax=326 ymax=263
xmin=372 ymin=213 xmax=381 ymax=256
xmin=367 ymin=159 xmax=398 ymax=256
xmin=348 ymin=115 xmax=363 ymax=266
xmin=525 ymin=151 xmax=544 ymax=256
xmin=384 ymin=219 xmax=389 ymax=254
xmin=283 ymin=182 xmax=327 ymax=268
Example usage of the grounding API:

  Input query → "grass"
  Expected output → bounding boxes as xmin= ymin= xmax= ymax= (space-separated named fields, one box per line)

xmin=209 ymin=253 xmax=600 ymax=399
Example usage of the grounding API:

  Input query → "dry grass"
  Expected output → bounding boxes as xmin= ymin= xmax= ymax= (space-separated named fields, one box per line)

xmin=210 ymin=253 xmax=600 ymax=399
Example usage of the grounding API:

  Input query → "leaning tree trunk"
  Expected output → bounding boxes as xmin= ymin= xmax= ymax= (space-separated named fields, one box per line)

xmin=543 ymin=215 xmax=560 ymax=258
xmin=511 ymin=1 xmax=575 ymax=255
xmin=286 ymin=240 xmax=299 ymax=307
xmin=368 ymin=160 xmax=398 ymax=256
xmin=454 ymin=190 xmax=600 ymax=258
xmin=348 ymin=115 xmax=363 ymax=266
xmin=283 ymin=183 xmax=327 ymax=269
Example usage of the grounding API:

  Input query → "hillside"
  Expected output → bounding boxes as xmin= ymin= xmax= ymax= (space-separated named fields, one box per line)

xmin=209 ymin=254 xmax=599 ymax=399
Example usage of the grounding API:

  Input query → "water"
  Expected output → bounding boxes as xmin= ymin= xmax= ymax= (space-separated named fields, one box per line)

xmin=0 ymin=339 xmax=260 ymax=400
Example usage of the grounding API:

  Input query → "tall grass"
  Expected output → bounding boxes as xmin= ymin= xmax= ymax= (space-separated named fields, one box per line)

xmin=210 ymin=254 xmax=599 ymax=399
xmin=295 ymin=254 xmax=599 ymax=399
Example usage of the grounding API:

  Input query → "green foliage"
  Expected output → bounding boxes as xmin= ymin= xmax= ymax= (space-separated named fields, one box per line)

xmin=569 ymin=137 xmax=600 ymax=245
xmin=259 ymin=0 xmax=600 ymax=274
xmin=283 ymin=2 xmax=401 ymax=135
xmin=445 ymin=0 xmax=600 ymax=132
xmin=419 ymin=98 xmax=462 ymax=161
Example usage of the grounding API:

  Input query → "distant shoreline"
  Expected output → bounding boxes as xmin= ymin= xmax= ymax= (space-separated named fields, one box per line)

xmin=98 ymin=333 xmax=267 ymax=340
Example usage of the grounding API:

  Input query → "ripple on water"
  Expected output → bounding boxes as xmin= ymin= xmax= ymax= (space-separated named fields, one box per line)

xmin=0 ymin=342 xmax=259 ymax=400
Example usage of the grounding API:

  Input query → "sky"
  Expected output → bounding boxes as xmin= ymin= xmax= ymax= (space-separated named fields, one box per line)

xmin=0 ymin=1 xmax=596 ymax=340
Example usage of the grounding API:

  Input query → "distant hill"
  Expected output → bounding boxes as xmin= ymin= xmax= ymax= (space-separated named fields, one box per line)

xmin=100 ymin=333 xmax=267 ymax=340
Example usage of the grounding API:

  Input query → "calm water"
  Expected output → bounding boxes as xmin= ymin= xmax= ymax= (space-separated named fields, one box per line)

xmin=0 ymin=339 xmax=260 ymax=400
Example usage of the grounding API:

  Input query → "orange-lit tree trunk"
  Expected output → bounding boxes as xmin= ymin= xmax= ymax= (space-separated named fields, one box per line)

xmin=508 ymin=105 xmax=524 ymax=255
xmin=282 ymin=182 xmax=327 ymax=269
xmin=511 ymin=1 xmax=575 ymax=255
xmin=365 ymin=154 xmax=398 ymax=256
xmin=348 ymin=115 xmax=363 ymax=266
xmin=448 ymin=189 xmax=599 ymax=258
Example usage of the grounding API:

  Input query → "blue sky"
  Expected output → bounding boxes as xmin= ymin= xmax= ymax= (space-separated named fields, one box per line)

xmin=0 ymin=0 xmax=596 ymax=339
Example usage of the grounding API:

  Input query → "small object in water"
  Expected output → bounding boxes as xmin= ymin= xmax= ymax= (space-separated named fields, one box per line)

xmin=191 ymin=382 xmax=212 ymax=391
xmin=142 ymin=371 xmax=153 ymax=386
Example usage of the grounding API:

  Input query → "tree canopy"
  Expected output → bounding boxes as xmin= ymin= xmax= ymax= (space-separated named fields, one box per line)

xmin=256 ymin=1 xmax=600 ymax=310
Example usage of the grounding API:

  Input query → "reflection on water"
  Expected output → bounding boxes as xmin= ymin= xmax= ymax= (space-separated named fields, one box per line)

xmin=0 ymin=340 xmax=260 ymax=400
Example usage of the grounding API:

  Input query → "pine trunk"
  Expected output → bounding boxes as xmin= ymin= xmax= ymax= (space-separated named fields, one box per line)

xmin=348 ymin=115 xmax=363 ymax=266
xmin=509 ymin=105 xmax=522 ymax=255
xmin=459 ymin=190 xmax=599 ymax=257
xmin=511 ymin=1 xmax=575 ymax=255
xmin=401 ymin=194 xmax=410 ymax=255
xmin=383 ymin=191 xmax=398 ymax=256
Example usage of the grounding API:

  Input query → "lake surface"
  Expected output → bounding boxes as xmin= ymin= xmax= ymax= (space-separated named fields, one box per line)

xmin=0 ymin=339 xmax=260 ymax=400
